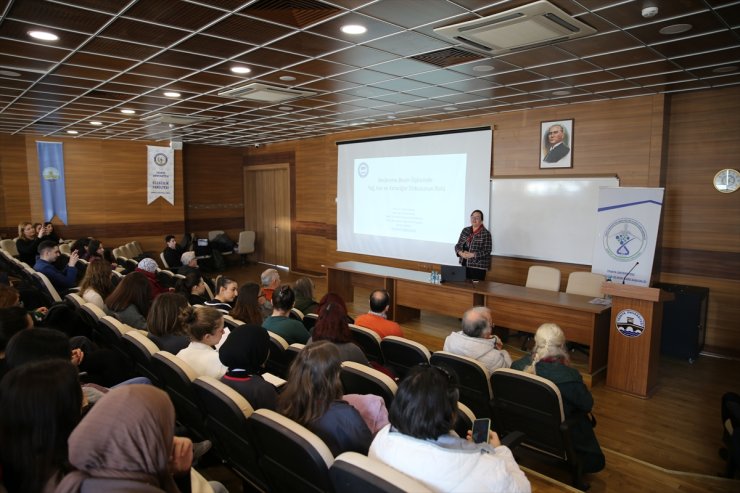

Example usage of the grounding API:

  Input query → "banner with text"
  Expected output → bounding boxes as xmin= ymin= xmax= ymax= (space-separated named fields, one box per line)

xmin=36 ymin=141 xmax=69 ymax=224
xmin=591 ymin=187 xmax=664 ymax=286
xmin=147 ymin=145 xmax=174 ymax=204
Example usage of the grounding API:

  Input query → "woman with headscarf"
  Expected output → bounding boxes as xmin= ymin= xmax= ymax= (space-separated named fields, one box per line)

xmin=55 ymin=384 xmax=222 ymax=492
xmin=218 ymin=324 xmax=277 ymax=410
xmin=135 ymin=257 xmax=169 ymax=300
xmin=511 ymin=323 xmax=605 ymax=473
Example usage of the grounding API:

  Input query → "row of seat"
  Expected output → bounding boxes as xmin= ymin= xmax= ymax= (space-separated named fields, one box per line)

xmin=66 ymin=293 xmax=591 ymax=490
xmin=62 ymin=298 xmax=435 ymax=492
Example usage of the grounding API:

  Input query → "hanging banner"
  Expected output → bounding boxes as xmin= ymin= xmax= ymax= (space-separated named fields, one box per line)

xmin=36 ymin=141 xmax=69 ymax=224
xmin=147 ymin=145 xmax=174 ymax=205
xmin=591 ymin=187 xmax=664 ymax=287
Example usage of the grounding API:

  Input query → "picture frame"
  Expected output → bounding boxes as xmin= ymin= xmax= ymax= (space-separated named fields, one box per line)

xmin=540 ymin=119 xmax=574 ymax=169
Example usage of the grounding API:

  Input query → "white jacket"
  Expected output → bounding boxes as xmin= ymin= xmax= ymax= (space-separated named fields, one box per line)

xmin=177 ymin=341 xmax=227 ymax=379
xmin=443 ymin=331 xmax=512 ymax=375
xmin=369 ymin=425 xmax=530 ymax=493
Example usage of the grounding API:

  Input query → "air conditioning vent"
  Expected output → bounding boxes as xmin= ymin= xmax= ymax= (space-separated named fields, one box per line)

xmin=434 ymin=0 xmax=595 ymax=55
xmin=218 ymin=83 xmax=316 ymax=102
xmin=140 ymin=113 xmax=210 ymax=125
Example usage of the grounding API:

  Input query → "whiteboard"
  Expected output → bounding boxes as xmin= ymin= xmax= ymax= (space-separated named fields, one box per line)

xmin=490 ymin=176 xmax=619 ymax=265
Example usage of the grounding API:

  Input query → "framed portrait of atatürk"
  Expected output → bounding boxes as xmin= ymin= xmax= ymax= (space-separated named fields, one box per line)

xmin=540 ymin=119 xmax=574 ymax=169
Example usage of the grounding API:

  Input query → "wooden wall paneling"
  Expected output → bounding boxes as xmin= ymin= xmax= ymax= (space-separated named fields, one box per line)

xmin=0 ymin=134 xmax=31 ymax=236
xmin=294 ymin=137 xmax=329 ymax=223
xmin=658 ymin=86 xmax=740 ymax=352
xmin=294 ymin=233 xmax=327 ymax=274
xmin=183 ymin=144 xmax=244 ymax=240
xmin=17 ymin=136 xmax=186 ymax=248
xmin=491 ymin=96 xmax=662 ymax=185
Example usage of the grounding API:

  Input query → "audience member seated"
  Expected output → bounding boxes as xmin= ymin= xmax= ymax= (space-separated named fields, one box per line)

xmin=511 ymin=323 xmax=605 ymax=473
xmin=370 ymin=364 xmax=531 ymax=493
xmin=42 ymin=221 xmax=62 ymax=244
xmin=82 ymin=239 xmax=104 ymax=262
xmin=105 ymin=271 xmax=152 ymax=329
xmin=204 ymin=276 xmax=238 ymax=313
xmin=259 ymin=268 xmax=281 ymax=317
xmin=294 ymin=277 xmax=319 ymax=315
xmin=219 ymin=324 xmax=277 ymax=410
xmin=230 ymin=282 xmax=264 ymax=325
xmin=354 ymin=289 xmax=403 ymax=339
xmin=70 ymin=238 xmax=91 ymax=261
xmin=0 ymin=360 xmax=83 ymax=493
xmin=443 ymin=306 xmax=512 ymax=374
xmin=0 ymin=306 xmax=33 ymax=379
xmin=262 ymin=285 xmax=310 ymax=344
xmin=318 ymin=292 xmax=355 ymax=324
xmin=163 ymin=234 xmax=184 ymax=269
xmin=147 ymin=292 xmax=190 ymax=354
xmin=178 ymin=251 xmax=215 ymax=292
xmin=311 ymin=299 xmax=370 ymax=366
xmin=175 ymin=270 xmax=209 ymax=306
xmin=33 ymin=240 xmax=79 ymax=293
xmin=0 ymin=283 xmax=47 ymax=323
xmin=5 ymin=326 xmax=135 ymax=390
xmin=15 ymin=222 xmax=44 ymax=265
xmin=277 ymin=340 xmax=372 ymax=456
xmin=78 ymin=259 xmax=114 ymax=311
xmin=135 ymin=257 xmax=169 ymax=299
xmin=176 ymin=305 xmax=227 ymax=378
xmin=56 ymin=385 xmax=226 ymax=493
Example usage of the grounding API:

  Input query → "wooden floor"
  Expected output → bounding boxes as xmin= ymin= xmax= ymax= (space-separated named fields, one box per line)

xmin=221 ymin=262 xmax=740 ymax=492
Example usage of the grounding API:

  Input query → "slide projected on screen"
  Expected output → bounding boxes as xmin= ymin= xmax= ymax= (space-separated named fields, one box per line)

xmin=337 ymin=128 xmax=491 ymax=265
xmin=353 ymin=154 xmax=465 ymax=241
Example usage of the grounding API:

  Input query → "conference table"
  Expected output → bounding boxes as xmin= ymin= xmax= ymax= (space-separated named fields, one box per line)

xmin=327 ymin=261 xmax=611 ymax=379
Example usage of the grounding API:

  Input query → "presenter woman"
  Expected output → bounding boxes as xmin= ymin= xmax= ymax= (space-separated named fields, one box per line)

xmin=455 ymin=209 xmax=492 ymax=280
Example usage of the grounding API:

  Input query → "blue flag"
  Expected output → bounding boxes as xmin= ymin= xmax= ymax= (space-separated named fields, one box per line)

xmin=36 ymin=141 xmax=68 ymax=224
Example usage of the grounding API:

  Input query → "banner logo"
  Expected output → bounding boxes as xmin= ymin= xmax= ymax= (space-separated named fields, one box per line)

xmin=603 ymin=218 xmax=647 ymax=261
xmin=153 ymin=153 xmax=168 ymax=166
xmin=616 ymin=309 xmax=645 ymax=338
xmin=36 ymin=141 xmax=68 ymax=224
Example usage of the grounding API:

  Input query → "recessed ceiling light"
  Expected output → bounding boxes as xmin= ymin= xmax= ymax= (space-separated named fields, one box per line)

xmin=364 ymin=118 xmax=376 ymax=122
xmin=164 ymin=91 xmax=181 ymax=98
xmin=443 ymin=106 xmax=458 ymax=111
xmin=659 ymin=24 xmax=692 ymax=35
xmin=387 ymin=115 xmax=396 ymax=120
xmin=472 ymin=65 xmax=494 ymax=72
xmin=28 ymin=30 xmax=58 ymax=41
xmin=230 ymin=66 xmax=251 ymax=74
xmin=0 ymin=69 xmax=21 ymax=77
xmin=279 ymin=75 xmax=296 ymax=81
xmin=712 ymin=65 xmax=738 ymax=74
xmin=120 ymin=109 xmax=136 ymax=114
xmin=66 ymin=130 xmax=78 ymax=134
xmin=89 ymin=121 xmax=103 ymax=126
xmin=341 ymin=24 xmax=367 ymax=35
xmin=278 ymin=106 xmax=293 ymax=111
xmin=553 ymin=90 xmax=571 ymax=96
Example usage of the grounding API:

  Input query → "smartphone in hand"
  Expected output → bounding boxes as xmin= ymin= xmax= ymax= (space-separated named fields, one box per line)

xmin=472 ymin=418 xmax=491 ymax=444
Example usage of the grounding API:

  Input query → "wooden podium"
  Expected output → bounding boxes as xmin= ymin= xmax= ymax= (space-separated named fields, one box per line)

xmin=602 ymin=283 xmax=673 ymax=398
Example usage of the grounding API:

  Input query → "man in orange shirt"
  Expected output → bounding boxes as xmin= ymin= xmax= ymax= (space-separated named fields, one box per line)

xmin=354 ymin=289 xmax=403 ymax=339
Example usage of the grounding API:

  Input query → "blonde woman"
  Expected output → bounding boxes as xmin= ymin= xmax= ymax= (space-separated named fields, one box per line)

xmin=511 ymin=323 xmax=605 ymax=473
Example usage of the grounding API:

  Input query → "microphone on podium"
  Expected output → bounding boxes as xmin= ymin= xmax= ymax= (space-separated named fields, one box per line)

xmin=621 ymin=261 xmax=639 ymax=284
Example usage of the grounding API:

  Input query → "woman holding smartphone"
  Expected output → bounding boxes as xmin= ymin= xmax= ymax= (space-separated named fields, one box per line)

xmin=370 ymin=364 xmax=530 ymax=492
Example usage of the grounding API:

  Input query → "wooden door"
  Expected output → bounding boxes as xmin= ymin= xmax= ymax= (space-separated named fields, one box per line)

xmin=243 ymin=164 xmax=291 ymax=268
